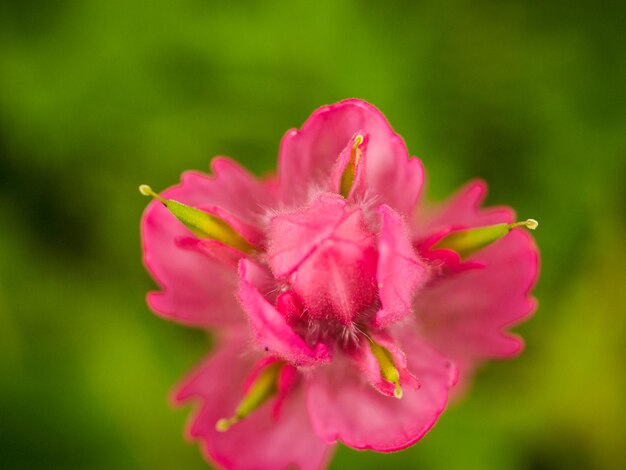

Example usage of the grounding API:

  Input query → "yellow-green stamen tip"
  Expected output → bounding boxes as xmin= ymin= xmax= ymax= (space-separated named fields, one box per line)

xmin=512 ymin=218 xmax=539 ymax=230
xmin=215 ymin=417 xmax=239 ymax=432
xmin=139 ymin=184 xmax=166 ymax=204
xmin=369 ymin=340 xmax=403 ymax=400
xmin=138 ymin=184 xmax=153 ymax=196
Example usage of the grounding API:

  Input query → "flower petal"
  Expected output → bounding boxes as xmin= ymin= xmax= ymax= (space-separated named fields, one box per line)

xmin=175 ymin=339 xmax=334 ymax=470
xmin=181 ymin=157 xmax=276 ymax=246
xmin=238 ymin=259 xmax=330 ymax=366
xmin=278 ymin=99 xmax=423 ymax=214
xmin=415 ymin=180 xmax=514 ymax=236
xmin=413 ymin=180 xmax=538 ymax=386
xmin=142 ymin=200 xmax=242 ymax=329
xmin=415 ymin=228 xmax=539 ymax=375
xmin=267 ymin=193 xmax=348 ymax=279
xmin=374 ymin=205 xmax=429 ymax=327
xmin=141 ymin=158 xmax=275 ymax=328
xmin=176 ymin=236 xmax=246 ymax=270
xmin=414 ymin=180 xmax=516 ymax=276
xmin=306 ymin=333 xmax=455 ymax=451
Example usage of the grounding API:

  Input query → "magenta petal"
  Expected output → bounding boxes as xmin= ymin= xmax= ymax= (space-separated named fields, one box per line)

xmin=175 ymin=340 xmax=334 ymax=470
xmin=182 ymin=158 xmax=276 ymax=232
xmin=141 ymin=158 xmax=277 ymax=328
xmin=415 ymin=228 xmax=539 ymax=373
xmin=415 ymin=180 xmax=514 ymax=238
xmin=238 ymin=259 xmax=330 ymax=366
xmin=374 ymin=205 xmax=428 ymax=327
xmin=268 ymin=193 xmax=349 ymax=279
xmin=142 ymin=197 xmax=243 ymax=329
xmin=278 ymin=99 xmax=424 ymax=214
xmin=307 ymin=335 xmax=455 ymax=451
xmin=414 ymin=180 xmax=514 ymax=276
xmin=275 ymin=290 xmax=305 ymax=325
xmin=176 ymin=236 xmax=245 ymax=270
xmin=272 ymin=364 xmax=299 ymax=418
xmin=413 ymin=179 xmax=539 ymax=388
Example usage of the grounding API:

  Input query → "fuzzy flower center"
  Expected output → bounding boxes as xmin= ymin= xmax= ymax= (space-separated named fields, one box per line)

xmin=267 ymin=193 xmax=378 ymax=327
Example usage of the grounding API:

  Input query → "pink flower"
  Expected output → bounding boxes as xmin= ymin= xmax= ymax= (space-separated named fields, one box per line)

xmin=140 ymin=99 xmax=539 ymax=470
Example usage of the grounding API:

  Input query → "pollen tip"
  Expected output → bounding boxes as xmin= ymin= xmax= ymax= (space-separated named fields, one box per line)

xmin=393 ymin=384 xmax=403 ymax=399
xmin=354 ymin=134 xmax=364 ymax=146
xmin=216 ymin=417 xmax=237 ymax=432
xmin=138 ymin=184 xmax=153 ymax=196
xmin=139 ymin=184 xmax=167 ymax=205
xmin=525 ymin=218 xmax=539 ymax=230
xmin=509 ymin=218 xmax=539 ymax=231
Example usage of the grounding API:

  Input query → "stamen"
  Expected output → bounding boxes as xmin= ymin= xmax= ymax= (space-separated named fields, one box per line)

xmin=340 ymin=134 xmax=364 ymax=197
xmin=215 ymin=417 xmax=238 ymax=432
xmin=139 ymin=184 xmax=162 ymax=200
xmin=216 ymin=362 xmax=282 ymax=432
xmin=369 ymin=341 xmax=403 ymax=399
xmin=434 ymin=218 xmax=539 ymax=258
xmin=510 ymin=218 xmax=539 ymax=230
xmin=139 ymin=184 xmax=252 ymax=252
xmin=353 ymin=134 xmax=364 ymax=156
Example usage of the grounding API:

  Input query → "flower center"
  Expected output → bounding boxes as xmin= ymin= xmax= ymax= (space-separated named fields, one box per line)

xmin=267 ymin=193 xmax=378 ymax=327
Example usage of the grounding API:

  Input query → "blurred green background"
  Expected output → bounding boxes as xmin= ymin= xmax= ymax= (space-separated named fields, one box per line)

xmin=1 ymin=0 xmax=625 ymax=469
